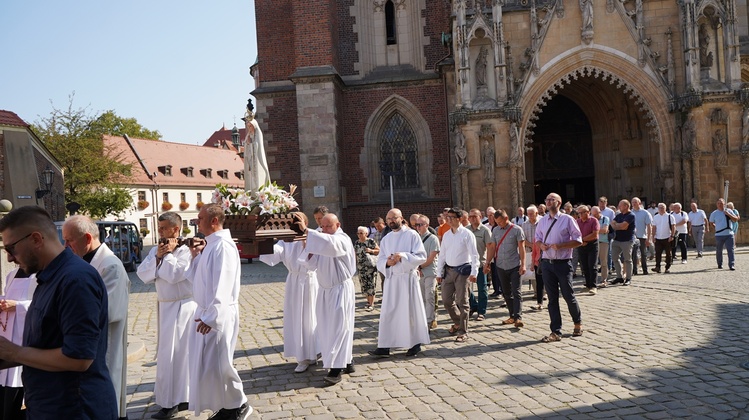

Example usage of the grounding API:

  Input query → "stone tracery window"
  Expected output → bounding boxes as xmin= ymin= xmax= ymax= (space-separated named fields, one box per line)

xmin=380 ymin=112 xmax=419 ymax=190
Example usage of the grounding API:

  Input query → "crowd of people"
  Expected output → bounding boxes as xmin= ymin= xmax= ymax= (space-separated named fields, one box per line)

xmin=0 ymin=194 xmax=739 ymax=418
xmin=265 ymin=195 xmax=741 ymax=385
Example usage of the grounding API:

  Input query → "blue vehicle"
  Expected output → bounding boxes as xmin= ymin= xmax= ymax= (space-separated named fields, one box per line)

xmin=55 ymin=220 xmax=143 ymax=272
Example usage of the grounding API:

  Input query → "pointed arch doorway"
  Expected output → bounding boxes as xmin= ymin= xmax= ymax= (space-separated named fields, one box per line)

xmin=530 ymin=95 xmax=595 ymax=205
xmin=524 ymin=67 xmax=663 ymax=207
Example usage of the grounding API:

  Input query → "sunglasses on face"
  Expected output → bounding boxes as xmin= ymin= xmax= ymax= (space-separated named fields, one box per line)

xmin=5 ymin=232 xmax=33 ymax=256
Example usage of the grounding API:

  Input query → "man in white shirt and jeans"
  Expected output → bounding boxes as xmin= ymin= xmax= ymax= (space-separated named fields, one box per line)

xmin=436 ymin=208 xmax=479 ymax=343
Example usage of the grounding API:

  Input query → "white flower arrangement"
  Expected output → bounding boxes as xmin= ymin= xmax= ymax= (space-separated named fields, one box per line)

xmin=211 ymin=182 xmax=299 ymax=215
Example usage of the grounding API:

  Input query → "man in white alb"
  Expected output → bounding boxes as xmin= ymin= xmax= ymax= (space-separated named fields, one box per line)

xmin=297 ymin=213 xmax=356 ymax=385
xmin=186 ymin=204 xmax=250 ymax=420
xmin=137 ymin=212 xmax=196 ymax=419
xmin=368 ymin=209 xmax=429 ymax=358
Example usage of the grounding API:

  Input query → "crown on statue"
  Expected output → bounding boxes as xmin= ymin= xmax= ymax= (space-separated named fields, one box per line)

xmin=241 ymin=98 xmax=255 ymax=122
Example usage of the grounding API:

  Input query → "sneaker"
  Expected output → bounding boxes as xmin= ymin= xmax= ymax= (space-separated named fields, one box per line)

xmin=589 ymin=288 xmax=597 ymax=295
xmin=696 ymin=254 xmax=703 ymax=259
xmin=681 ymin=260 xmax=687 ymax=264
xmin=151 ymin=406 xmax=178 ymax=419
xmin=611 ymin=278 xmax=624 ymax=285
xmin=294 ymin=360 xmax=310 ymax=373
xmin=364 ymin=304 xmax=373 ymax=312
xmin=344 ymin=363 xmax=356 ymax=374
xmin=324 ymin=369 xmax=342 ymax=385
xmin=368 ymin=348 xmax=391 ymax=358
xmin=623 ymin=279 xmax=631 ymax=286
xmin=208 ymin=404 xmax=252 ymax=420
xmin=405 ymin=344 xmax=421 ymax=357
xmin=237 ymin=404 xmax=252 ymax=420
xmin=730 ymin=266 xmax=735 ymax=271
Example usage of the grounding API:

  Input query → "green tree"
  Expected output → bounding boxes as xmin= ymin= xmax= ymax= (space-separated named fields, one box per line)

xmin=32 ymin=94 xmax=156 ymax=218
xmin=89 ymin=110 xmax=162 ymax=140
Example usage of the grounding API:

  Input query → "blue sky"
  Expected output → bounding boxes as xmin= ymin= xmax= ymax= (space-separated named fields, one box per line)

xmin=0 ymin=1 xmax=258 ymax=145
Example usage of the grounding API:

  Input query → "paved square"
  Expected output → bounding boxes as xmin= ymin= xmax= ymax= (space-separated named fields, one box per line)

xmin=125 ymin=247 xmax=749 ymax=419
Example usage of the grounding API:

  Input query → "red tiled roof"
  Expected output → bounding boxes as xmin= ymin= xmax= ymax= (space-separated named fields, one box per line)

xmin=202 ymin=125 xmax=246 ymax=151
xmin=0 ymin=110 xmax=30 ymax=128
xmin=104 ymin=135 xmax=245 ymax=188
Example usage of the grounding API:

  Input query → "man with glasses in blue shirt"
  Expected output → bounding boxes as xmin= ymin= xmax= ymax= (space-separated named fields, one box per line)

xmin=0 ymin=206 xmax=117 ymax=419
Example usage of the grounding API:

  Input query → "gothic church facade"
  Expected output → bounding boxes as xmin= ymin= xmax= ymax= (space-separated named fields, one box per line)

xmin=252 ymin=0 xmax=749 ymax=238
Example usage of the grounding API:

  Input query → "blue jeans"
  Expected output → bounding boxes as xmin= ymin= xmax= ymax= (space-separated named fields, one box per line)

xmin=541 ymin=259 xmax=582 ymax=335
xmin=469 ymin=271 xmax=488 ymax=315
xmin=715 ymin=235 xmax=735 ymax=268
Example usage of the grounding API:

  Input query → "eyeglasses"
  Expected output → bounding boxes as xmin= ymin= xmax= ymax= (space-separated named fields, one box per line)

xmin=5 ymin=232 xmax=33 ymax=257
xmin=445 ymin=215 xmax=456 ymax=220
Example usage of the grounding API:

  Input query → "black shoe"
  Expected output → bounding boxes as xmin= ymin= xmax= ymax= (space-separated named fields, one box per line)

xmin=611 ymin=278 xmax=624 ymax=284
xmin=730 ymin=266 xmax=735 ymax=271
xmin=718 ymin=265 xmax=723 ymax=269
xmin=642 ymin=271 xmax=649 ymax=275
xmin=652 ymin=267 xmax=661 ymax=273
xmin=368 ymin=348 xmax=391 ymax=358
xmin=236 ymin=404 xmax=252 ymax=420
xmin=623 ymin=279 xmax=631 ymax=286
xmin=151 ymin=406 xmax=178 ymax=419
xmin=178 ymin=403 xmax=189 ymax=412
xmin=489 ymin=292 xmax=500 ymax=298
xmin=499 ymin=302 xmax=507 ymax=308
xmin=344 ymin=363 xmax=355 ymax=374
xmin=405 ymin=344 xmax=421 ymax=357
xmin=324 ymin=369 xmax=342 ymax=385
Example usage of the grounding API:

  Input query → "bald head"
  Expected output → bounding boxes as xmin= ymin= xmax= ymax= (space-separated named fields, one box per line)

xmin=320 ymin=213 xmax=340 ymax=235
xmin=386 ymin=208 xmax=404 ymax=231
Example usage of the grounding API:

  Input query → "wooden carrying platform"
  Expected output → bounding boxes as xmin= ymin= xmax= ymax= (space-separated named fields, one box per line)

xmin=224 ymin=213 xmax=305 ymax=255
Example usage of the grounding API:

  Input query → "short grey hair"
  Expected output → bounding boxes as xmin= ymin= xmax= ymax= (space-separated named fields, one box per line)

xmin=357 ymin=226 xmax=369 ymax=234
xmin=64 ymin=215 xmax=100 ymax=241
xmin=158 ymin=211 xmax=182 ymax=228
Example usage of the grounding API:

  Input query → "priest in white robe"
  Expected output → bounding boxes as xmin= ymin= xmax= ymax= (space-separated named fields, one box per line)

xmin=0 ymin=268 xmax=37 ymax=419
xmin=63 ymin=216 xmax=130 ymax=420
xmin=259 ymin=212 xmax=319 ymax=373
xmin=185 ymin=204 xmax=251 ymax=419
xmin=137 ymin=212 xmax=197 ymax=419
xmin=368 ymin=209 xmax=429 ymax=358
xmin=296 ymin=213 xmax=355 ymax=385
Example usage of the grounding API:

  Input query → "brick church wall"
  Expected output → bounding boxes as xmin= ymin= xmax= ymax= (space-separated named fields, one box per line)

xmin=254 ymin=0 xmax=295 ymax=83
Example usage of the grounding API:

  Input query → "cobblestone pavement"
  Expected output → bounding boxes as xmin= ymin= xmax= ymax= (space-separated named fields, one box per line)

xmin=125 ymin=246 xmax=749 ymax=419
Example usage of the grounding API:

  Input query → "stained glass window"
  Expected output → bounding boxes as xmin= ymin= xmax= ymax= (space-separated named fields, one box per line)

xmin=380 ymin=112 xmax=419 ymax=190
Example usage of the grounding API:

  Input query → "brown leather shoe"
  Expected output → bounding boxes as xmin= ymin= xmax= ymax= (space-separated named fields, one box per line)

xmin=573 ymin=324 xmax=583 ymax=336
xmin=502 ymin=317 xmax=515 ymax=325
xmin=514 ymin=320 xmax=524 ymax=328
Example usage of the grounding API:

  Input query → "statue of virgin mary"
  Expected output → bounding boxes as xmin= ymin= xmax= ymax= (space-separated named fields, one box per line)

xmin=242 ymin=99 xmax=271 ymax=191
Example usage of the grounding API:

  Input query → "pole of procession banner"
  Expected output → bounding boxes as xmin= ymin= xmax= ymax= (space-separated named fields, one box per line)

xmin=724 ymin=180 xmax=729 ymax=201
